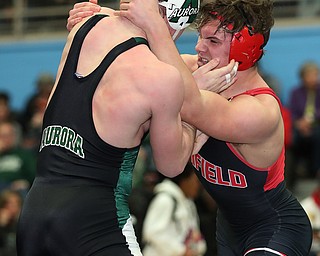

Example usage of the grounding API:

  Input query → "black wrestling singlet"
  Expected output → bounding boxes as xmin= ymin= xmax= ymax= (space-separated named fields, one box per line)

xmin=17 ymin=15 xmax=149 ymax=256
xmin=191 ymin=88 xmax=312 ymax=256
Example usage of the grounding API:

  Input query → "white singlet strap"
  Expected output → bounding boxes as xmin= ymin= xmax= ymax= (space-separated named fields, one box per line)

xmin=122 ymin=216 xmax=143 ymax=256
xmin=244 ymin=247 xmax=287 ymax=256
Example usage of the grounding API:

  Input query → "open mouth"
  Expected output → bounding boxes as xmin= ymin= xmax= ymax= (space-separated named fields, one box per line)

xmin=197 ymin=56 xmax=209 ymax=66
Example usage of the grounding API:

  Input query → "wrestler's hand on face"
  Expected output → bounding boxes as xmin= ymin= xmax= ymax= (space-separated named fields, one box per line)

xmin=66 ymin=0 xmax=101 ymax=31
xmin=115 ymin=0 xmax=163 ymax=34
xmin=193 ymin=59 xmax=238 ymax=93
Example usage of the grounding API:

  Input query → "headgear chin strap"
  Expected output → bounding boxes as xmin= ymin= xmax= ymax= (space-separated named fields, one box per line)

xmin=159 ymin=0 xmax=200 ymax=40
xmin=229 ymin=26 xmax=265 ymax=71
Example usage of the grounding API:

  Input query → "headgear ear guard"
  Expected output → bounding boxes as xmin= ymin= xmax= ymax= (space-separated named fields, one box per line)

xmin=229 ymin=26 xmax=265 ymax=71
xmin=159 ymin=0 xmax=200 ymax=39
xmin=210 ymin=10 xmax=265 ymax=71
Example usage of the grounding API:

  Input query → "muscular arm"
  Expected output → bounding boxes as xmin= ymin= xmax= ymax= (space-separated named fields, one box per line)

xmin=145 ymin=21 xmax=202 ymax=122
xmin=148 ymin=66 xmax=195 ymax=176
xmin=116 ymin=0 xmax=208 ymax=124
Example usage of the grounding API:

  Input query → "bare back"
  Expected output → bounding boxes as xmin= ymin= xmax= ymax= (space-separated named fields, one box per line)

xmin=48 ymin=11 xmax=193 ymax=176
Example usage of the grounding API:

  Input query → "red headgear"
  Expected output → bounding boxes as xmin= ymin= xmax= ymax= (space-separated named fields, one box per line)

xmin=229 ymin=26 xmax=265 ymax=71
xmin=209 ymin=11 xmax=265 ymax=71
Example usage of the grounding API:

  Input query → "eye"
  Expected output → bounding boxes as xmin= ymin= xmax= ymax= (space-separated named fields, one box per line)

xmin=207 ymin=38 xmax=219 ymax=44
xmin=210 ymin=39 xmax=218 ymax=44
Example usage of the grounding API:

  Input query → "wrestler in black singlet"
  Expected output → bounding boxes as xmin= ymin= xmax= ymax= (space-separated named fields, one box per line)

xmin=16 ymin=15 xmax=148 ymax=256
xmin=191 ymin=88 xmax=312 ymax=256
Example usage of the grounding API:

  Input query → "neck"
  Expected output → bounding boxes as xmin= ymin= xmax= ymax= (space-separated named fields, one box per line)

xmin=117 ymin=16 xmax=147 ymax=39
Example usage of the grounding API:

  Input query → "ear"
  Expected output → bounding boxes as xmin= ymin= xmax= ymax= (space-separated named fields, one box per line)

xmin=159 ymin=5 xmax=166 ymax=18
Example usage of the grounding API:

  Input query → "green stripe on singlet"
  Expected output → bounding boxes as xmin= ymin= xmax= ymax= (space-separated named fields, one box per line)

xmin=114 ymin=147 xmax=140 ymax=228
xmin=133 ymin=37 xmax=148 ymax=45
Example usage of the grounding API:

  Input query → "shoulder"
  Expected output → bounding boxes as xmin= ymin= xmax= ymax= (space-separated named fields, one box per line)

xmin=253 ymin=92 xmax=283 ymax=125
xmin=229 ymin=89 xmax=282 ymax=139
xmin=139 ymin=61 xmax=184 ymax=100
xmin=233 ymin=89 xmax=281 ymax=114
xmin=152 ymin=63 xmax=183 ymax=88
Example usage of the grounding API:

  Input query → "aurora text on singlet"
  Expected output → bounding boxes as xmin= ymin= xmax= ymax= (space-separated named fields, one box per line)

xmin=39 ymin=125 xmax=85 ymax=159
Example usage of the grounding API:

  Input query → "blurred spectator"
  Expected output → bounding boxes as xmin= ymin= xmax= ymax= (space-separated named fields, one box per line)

xmin=297 ymin=0 xmax=320 ymax=17
xmin=0 ymin=0 xmax=13 ymax=27
xmin=0 ymin=92 xmax=19 ymax=124
xmin=26 ymin=0 xmax=118 ymax=7
xmin=27 ymin=0 xmax=75 ymax=7
xmin=19 ymin=72 xmax=54 ymax=153
xmin=142 ymin=162 xmax=206 ymax=256
xmin=0 ymin=189 xmax=22 ymax=256
xmin=0 ymin=0 xmax=13 ymax=9
xmin=129 ymin=169 xmax=162 ymax=247
xmin=300 ymin=185 xmax=320 ymax=256
xmin=0 ymin=120 xmax=36 ymax=194
xmin=288 ymin=61 xmax=320 ymax=179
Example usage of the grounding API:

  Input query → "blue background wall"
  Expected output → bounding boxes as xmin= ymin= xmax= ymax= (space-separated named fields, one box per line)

xmin=0 ymin=24 xmax=320 ymax=112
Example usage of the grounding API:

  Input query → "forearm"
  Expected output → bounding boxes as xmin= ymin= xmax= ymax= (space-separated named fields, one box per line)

xmin=160 ymin=123 xmax=195 ymax=177
xmin=150 ymin=119 xmax=195 ymax=177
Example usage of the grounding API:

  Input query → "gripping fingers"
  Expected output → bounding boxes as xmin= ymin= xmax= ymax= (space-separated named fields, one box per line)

xmin=224 ymin=61 xmax=238 ymax=84
xmin=119 ymin=3 xmax=130 ymax=10
xmin=216 ymin=61 xmax=238 ymax=93
xmin=231 ymin=62 xmax=238 ymax=78
xmin=119 ymin=0 xmax=131 ymax=12
xmin=225 ymin=73 xmax=231 ymax=84
xmin=120 ymin=0 xmax=131 ymax=8
xmin=66 ymin=2 xmax=101 ymax=31
xmin=70 ymin=2 xmax=101 ymax=16
xmin=66 ymin=16 xmax=81 ymax=31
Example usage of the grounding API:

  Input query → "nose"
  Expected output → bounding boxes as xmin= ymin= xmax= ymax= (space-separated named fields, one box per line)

xmin=195 ymin=37 xmax=206 ymax=53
